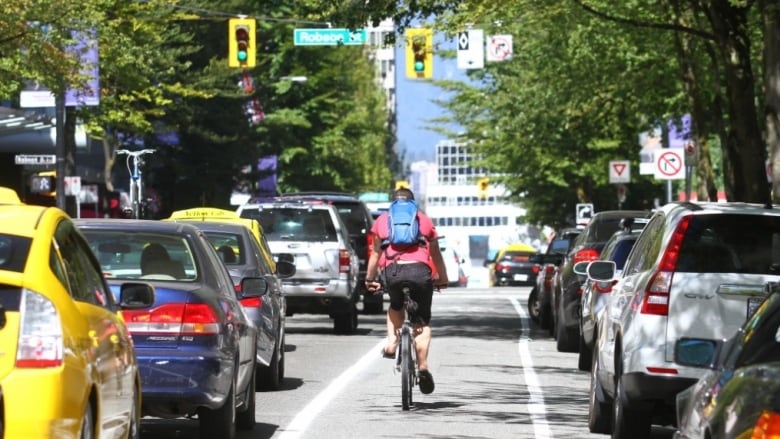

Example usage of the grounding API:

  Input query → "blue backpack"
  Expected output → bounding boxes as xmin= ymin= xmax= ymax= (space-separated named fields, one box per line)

xmin=382 ymin=198 xmax=424 ymax=250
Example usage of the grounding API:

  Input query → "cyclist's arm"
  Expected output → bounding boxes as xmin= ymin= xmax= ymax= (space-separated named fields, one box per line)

xmin=365 ymin=231 xmax=383 ymax=292
xmin=428 ymin=236 xmax=448 ymax=288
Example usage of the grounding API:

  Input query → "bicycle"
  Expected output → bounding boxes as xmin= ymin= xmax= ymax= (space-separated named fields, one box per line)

xmin=394 ymin=283 xmax=420 ymax=411
xmin=116 ymin=148 xmax=155 ymax=219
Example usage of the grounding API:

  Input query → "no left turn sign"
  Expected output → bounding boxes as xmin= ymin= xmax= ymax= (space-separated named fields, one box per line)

xmin=654 ymin=149 xmax=685 ymax=180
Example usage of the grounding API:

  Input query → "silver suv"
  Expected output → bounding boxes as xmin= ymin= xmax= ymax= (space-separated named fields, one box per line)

xmin=587 ymin=202 xmax=780 ymax=437
xmin=237 ymin=201 xmax=360 ymax=334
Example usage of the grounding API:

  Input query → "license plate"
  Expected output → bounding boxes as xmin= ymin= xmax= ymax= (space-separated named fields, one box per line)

xmin=513 ymin=274 xmax=528 ymax=282
xmin=747 ymin=296 xmax=764 ymax=319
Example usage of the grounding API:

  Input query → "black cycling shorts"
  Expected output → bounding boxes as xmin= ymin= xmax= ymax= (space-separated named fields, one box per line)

xmin=381 ymin=262 xmax=433 ymax=325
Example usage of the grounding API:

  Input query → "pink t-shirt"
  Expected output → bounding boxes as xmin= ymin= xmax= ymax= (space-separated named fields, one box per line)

xmin=371 ymin=210 xmax=438 ymax=269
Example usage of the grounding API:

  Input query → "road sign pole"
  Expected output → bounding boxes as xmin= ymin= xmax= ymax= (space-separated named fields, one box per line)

xmin=55 ymin=91 xmax=65 ymax=210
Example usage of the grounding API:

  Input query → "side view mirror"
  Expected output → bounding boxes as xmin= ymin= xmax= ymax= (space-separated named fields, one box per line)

xmin=118 ymin=283 xmax=156 ymax=309
xmin=587 ymin=261 xmax=617 ymax=281
xmin=573 ymin=261 xmax=590 ymax=276
xmin=240 ymin=277 xmax=269 ymax=298
xmin=275 ymin=260 xmax=296 ymax=279
xmin=674 ymin=337 xmax=721 ymax=369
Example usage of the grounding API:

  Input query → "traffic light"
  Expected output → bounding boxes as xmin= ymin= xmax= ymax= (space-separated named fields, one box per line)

xmin=405 ymin=28 xmax=433 ymax=79
xmin=30 ymin=172 xmax=55 ymax=195
xmin=228 ymin=18 xmax=256 ymax=68
xmin=477 ymin=177 xmax=489 ymax=199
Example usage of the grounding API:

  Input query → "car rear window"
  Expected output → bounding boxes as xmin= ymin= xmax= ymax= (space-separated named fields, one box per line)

xmin=333 ymin=204 xmax=370 ymax=234
xmin=244 ymin=208 xmax=338 ymax=242
xmin=0 ymin=235 xmax=31 ymax=272
xmin=502 ymin=251 xmax=536 ymax=261
xmin=675 ymin=214 xmax=780 ymax=274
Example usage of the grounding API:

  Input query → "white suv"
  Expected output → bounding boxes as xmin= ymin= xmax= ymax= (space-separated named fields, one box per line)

xmin=237 ymin=201 xmax=360 ymax=334
xmin=587 ymin=202 xmax=780 ymax=438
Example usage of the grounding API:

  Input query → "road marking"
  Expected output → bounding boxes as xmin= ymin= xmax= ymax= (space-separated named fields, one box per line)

xmin=277 ymin=339 xmax=385 ymax=439
xmin=511 ymin=297 xmax=553 ymax=439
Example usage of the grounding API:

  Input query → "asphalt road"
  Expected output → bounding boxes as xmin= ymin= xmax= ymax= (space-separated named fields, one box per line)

xmin=139 ymin=285 xmax=676 ymax=439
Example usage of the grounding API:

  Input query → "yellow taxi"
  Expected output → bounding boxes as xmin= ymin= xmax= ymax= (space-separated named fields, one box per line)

xmin=166 ymin=207 xmax=276 ymax=271
xmin=0 ymin=187 xmax=154 ymax=438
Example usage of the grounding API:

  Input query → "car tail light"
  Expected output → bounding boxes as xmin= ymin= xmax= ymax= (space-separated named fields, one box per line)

xmin=240 ymin=297 xmax=263 ymax=308
xmin=573 ymin=248 xmax=599 ymax=265
xmin=545 ymin=265 xmax=555 ymax=275
xmin=496 ymin=263 xmax=508 ymax=272
xmin=367 ymin=234 xmax=373 ymax=260
xmin=751 ymin=410 xmax=780 ymax=438
xmin=339 ymin=249 xmax=351 ymax=273
xmin=532 ymin=264 xmax=540 ymax=274
xmin=16 ymin=290 xmax=63 ymax=368
xmin=641 ymin=216 xmax=692 ymax=316
xmin=123 ymin=303 xmax=221 ymax=335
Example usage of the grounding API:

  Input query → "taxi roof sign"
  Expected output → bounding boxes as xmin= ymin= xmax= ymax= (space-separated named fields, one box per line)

xmin=167 ymin=207 xmax=242 ymax=221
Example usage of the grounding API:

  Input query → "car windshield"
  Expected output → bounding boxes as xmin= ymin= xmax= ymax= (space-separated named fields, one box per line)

xmin=81 ymin=230 xmax=198 ymax=281
xmin=243 ymin=208 xmax=338 ymax=242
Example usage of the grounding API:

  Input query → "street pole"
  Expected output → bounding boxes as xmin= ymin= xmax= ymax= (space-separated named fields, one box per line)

xmin=55 ymin=91 xmax=66 ymax=210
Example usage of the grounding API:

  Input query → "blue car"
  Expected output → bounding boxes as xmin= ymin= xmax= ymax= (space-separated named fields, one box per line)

xmin=76 ymin=219 xmax=261 ymax=439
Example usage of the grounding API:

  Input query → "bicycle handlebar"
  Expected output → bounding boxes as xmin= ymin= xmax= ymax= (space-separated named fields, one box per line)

xmin=116 ymin=149 xmax=156 ymax=156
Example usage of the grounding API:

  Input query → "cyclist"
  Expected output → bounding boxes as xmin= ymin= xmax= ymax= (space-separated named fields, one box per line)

xmin=365 ymin=188 xmax=448 ymax=395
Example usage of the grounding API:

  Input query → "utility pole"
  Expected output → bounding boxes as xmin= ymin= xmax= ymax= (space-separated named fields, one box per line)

xmin=55 ymin=91 xmax=66 ymax=210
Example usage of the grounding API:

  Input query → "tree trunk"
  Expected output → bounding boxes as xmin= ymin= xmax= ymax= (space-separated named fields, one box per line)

xmin=763 ymin=0 xmax=780 ymax=201
xmin=706 ymin=0 xmax=770 ymax=203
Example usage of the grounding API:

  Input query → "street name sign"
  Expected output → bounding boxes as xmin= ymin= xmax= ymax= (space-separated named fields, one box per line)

xmin=293 ymin=28 xmax=367 ymax=46
xmin=15 ymin=154 xmax=56 ymax=165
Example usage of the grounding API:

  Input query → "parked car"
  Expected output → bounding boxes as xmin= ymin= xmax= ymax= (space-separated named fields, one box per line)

xmin=529 ymin=227 xmax=583 ymax=330
xmin=673 ymin=281 xmax=780 ymax=439
xmin=237 ymin=199 xmax=361 ymax=334
xmin=274 ymin=193 xmax=380 ymax=314
xmin=551 ymin=209 xmax=649 ymax=352
xmin=166 ymin=211 xmax=297 ymax=390
xmin=439 ymin=241 xmax=468 ymax=287
xmin=574 ymin=218 xmax=645 ymax=371
xmin=76 ymin=219 xmax=262 ymax=438
xmin=486 ymin=242 xmax=539 ymax=286
xmin=0 ymin=187 xmax=154 ymax=438
xmin=587 ymin=202 xmax=780 ymax=437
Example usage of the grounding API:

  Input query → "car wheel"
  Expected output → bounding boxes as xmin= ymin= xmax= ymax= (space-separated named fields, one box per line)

xmin=334 ymin=304 xmax=358 ymax=334
xmin=527 ymin=288 xmax=541 ymax=324
xmin=237 ymin=364 xmax=256 ymax=430
xmin=259 ymin=336 xmax=282 ymax=391
xmin=199 ymin=377 xmax=236 ymax=439
xmin=588 ymin=337 xmax=612 ymax=434
xmin=80 ymin=399 xmax=95 ymax=439
xmin=612 ymin=370 xmax=650 ymax=439
xmin=578 ymin=327 xmax=592 ymax=371
xmin=128 ymin=382 xmax=141 ymax=439
xmin=539 ymin=299 xmax=552 ymax=331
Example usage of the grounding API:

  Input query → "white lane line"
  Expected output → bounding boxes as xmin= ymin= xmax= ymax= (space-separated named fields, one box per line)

xmin=277 ymin=339 xmax=386 ymax=439
xmin=511 ymin=297 xmax=553 ymax=439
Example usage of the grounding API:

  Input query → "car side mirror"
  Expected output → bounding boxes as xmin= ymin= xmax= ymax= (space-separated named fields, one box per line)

xmin=240 ymin=277 xmax=269 ymax=298
xmin=118 ymin=283 xmax=155 ymax=309
xmin=674 ymin=338 xmax=721 ymax=369
xmin=587 ymin=260 xmax=617 ymax=281
xmin=275 ymin=260 xmax=296 ymax=279
xmin=573 ymin=261 xmax=590 ymax=275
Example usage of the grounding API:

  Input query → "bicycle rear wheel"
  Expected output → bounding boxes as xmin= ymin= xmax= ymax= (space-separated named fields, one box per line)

xmin=400 ymin=328 xmax=413 ymax=410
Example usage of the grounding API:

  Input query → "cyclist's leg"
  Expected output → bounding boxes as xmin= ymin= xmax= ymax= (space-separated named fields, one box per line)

xmin=381 ymin=269 xmax=405 ymax=355
xmin=406 ymin=265 xmax=434 ymax=371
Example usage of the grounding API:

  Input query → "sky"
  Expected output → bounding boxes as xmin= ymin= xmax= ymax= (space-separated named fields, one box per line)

xmin=394 ymin=32 xmax=474 ymax=163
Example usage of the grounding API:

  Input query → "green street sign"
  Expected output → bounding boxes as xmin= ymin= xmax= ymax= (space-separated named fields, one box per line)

xmin=293 ymin=28 xmax=367 ymax=46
